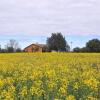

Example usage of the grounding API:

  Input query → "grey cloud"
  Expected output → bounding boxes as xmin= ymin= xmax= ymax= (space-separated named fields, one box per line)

xmin=0 ymin=0 xmax=100 ymax=36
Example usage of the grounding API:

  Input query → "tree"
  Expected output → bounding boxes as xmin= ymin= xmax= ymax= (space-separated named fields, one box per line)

xmin=47 ymin=33 xmax=69 ymax=52
xmin=66 ymin=45 xmax=70 ymax=52
xmin=86 ymin=39 xmax=100 ymax=52
xmin=42 ymin=45 xmax=48 ymax=52
xmin=0 ymin=45 xmax=1 ymax=52
xmin=16 ymin=48 xmax=22 ymax=52
xmin=80 ymin=47 xmax=87 ymax=52
xmin=6 ymin=39 xmax=21 ymax=53
xmin=73 ymin=47 xmax=81 ymax=52
xmin=1 ymin=49 xmax=6 ymax=53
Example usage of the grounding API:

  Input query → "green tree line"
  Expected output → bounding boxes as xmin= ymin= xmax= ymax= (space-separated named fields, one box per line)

xmin=0 ymin=33 xmax=100 ymax=53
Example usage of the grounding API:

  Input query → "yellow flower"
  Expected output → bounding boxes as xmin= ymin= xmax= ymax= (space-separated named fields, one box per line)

xmin=20 ymin=86 xmax=27 ymax=96
xmin=87 ymin=96 xmax=98 ymax=100
xmin=30 ymin=86 xmax=39 ymax=95
xmin=48 ymin=81 xmax=56 ymax=91
xmin=74 ymin=82 xmax=79 ymax=90
xmin=66 ymin=95 xmax=76 ymax=100
xmin=84 ymin=78 xmax=99 ymax=90
xmin=0 ymin=53 xmax=99 ymax=98
xmin=5 ymin=92 xmax=12 ymax=99
xmin=8 ymin=85 xmax=15 ymax=93
xmin=1 ymin=90 xmax=13 ymax=99
xmin=0 ymin=79 xmax=4 ymax=87
xmin=59 ymin=86 xmax=66 ymax=95
xmin=30 ymin=86 xmax=45 ymax=97
xmin=4 ymin=77 xmax=14 ymax=85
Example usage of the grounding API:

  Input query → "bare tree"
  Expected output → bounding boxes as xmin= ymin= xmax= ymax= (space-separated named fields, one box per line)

xmin=6 ymin=39 xmax=20 ymax=52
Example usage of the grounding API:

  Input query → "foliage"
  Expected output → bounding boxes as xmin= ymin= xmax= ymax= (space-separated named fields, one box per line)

xmin=73 ymin=47 xmax=87 ymax=53
xmin=80 ymin=47 xmax=87 ymax=52
xmin=73 ymin=39 xmax=100 ymax=53
xmin=0 ymin=53 xmax=100 ymax=100
xmin=0 ymin=39 xmax=22 ymax=53
xmin=16 ymin=48 xmax=22 ymax=52
xmin=73 ymin=47 xmax=81 ymax=52
xmin=42 ymin=45 xmax=48 ymax=52
xmin=47 ymin=33 xmax=69 ymax=52
xmin=0 ymin=45 xmax=1 ymax=52
xmin=86 ymin=39 xmax=100 ymax=52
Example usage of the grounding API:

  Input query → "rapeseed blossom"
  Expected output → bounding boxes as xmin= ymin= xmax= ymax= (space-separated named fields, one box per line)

xmin=0 ymin=53 xmax=99 ymax=99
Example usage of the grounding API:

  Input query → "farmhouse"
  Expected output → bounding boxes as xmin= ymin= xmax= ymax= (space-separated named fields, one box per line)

xmin=24 ymin=43 xmax=45 ymax=52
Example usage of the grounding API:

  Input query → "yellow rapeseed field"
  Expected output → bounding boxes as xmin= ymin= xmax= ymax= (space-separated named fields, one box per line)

xmin=0 ymin=53 xmax=100 ymax=100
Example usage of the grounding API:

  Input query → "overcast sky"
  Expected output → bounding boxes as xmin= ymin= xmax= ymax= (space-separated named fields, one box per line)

xmin=0 ymin=0 xmax=100 ymax=48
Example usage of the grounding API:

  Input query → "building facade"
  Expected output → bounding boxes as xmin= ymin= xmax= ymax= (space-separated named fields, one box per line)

xmin=24 ymin=44 xmax=45 ymax=52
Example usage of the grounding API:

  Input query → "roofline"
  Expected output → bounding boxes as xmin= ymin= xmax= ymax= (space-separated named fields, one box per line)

xmin=24 ymin=43 xmax=45 ymax=50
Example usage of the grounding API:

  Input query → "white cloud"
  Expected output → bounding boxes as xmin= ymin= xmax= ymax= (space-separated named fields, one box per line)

xmin=0 ymin=0 xmax=100 ymax=36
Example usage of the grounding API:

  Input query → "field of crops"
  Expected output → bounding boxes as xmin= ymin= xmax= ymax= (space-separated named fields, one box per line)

xmin=0 ymin=53 xmax=100 ymax=100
